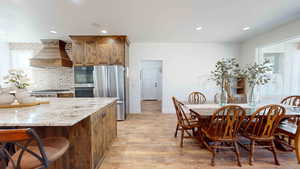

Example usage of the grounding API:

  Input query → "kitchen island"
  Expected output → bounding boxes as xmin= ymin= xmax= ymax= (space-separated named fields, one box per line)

xmin=0 ymin=97 xmax=118 ymax=169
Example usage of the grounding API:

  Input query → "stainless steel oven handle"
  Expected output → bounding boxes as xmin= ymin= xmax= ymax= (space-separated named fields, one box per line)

xmin=74 ymin=84 xmax=94 ymax=88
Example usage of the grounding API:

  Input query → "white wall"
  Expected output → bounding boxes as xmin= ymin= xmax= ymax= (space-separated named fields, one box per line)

xmin=129 ymin=43 xmax=240 ymax=113
xmin=0 ymin=42 xmax=10 ymax=86
xmin=240 ymin=18 xmax=300 ymax=65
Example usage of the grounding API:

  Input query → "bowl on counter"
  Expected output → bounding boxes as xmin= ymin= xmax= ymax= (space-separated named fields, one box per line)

xmin=0 ymin=94 xmax=15 ymax=105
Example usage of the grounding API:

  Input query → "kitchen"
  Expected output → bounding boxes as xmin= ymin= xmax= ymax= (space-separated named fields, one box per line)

xmin=1 ymin=0 xmax=300 ymax=169
xmin=24 ymin=36 xmax=129 ymax=121
xmin=0 ymin=36 xmax=129 ymax=169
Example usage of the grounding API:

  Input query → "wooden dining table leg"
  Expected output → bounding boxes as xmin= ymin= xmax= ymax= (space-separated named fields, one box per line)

xmin=295 ymin=124 xmax=300 ymax=164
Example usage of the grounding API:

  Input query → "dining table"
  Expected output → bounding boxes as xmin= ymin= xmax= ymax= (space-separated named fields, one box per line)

xmin=185 ymin=103 xmax=300 ymax=164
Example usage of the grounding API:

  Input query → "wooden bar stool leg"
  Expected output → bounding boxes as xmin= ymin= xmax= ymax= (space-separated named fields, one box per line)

xmin=233 ymin=141 xmax=242 ymax=167
xmin=174 ymin=123 xmax=179 ymax=138
xmin=211 ymin=148 xmax=216 ymax=166
xmin=249 ymin=140 xmax=255 ymax=165
xmin=271 ymin=141 xmax=280 ymax=165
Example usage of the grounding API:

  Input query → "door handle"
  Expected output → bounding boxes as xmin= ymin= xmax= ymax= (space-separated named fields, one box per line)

xmin=155 ymin=82 xmax=158 ymax=87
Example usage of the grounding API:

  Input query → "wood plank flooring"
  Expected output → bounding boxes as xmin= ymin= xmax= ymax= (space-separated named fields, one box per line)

xmin=100 ymin=102 xmax=299 ymax=169
xmin=141 ymin=100 xmax=162 ymax=114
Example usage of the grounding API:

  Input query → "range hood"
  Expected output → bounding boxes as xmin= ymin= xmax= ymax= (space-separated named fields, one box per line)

xmin=30 ymin=39 xmax=73 ymax=67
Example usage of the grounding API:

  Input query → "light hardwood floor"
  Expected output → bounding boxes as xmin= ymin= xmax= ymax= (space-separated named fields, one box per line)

xmin=100 ymin=103 xmax=299 ymax=169
xmin=141 ymin=100 xmax=162 ymax=114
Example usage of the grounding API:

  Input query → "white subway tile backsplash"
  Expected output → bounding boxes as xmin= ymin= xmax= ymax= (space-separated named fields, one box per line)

xmin=9 ymin=42 xmax=75 ymax=90
xmin=31 ymin=67 xmax=74 ymax=90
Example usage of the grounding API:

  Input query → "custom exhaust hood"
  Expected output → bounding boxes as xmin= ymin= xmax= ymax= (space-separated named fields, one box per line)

xmin=30 ymin=39 xmax=73 ymax=67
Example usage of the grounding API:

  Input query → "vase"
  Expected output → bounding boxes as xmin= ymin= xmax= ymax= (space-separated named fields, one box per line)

xmin=15 ymin=89 xmax=36 ymax=104
xmin=248 ymin=85 xmax=259 ymax=106
xmin=0 ymin=88 xmax=15 ymax=105
xmin=220 ymin=87 xmax=228 ymax=106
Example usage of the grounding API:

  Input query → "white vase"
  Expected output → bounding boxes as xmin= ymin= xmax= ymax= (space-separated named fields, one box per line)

xmin=15 ymin=89 xmax=36 ymax=104
xmin=0 ymin=89 xmax=15 ymax=105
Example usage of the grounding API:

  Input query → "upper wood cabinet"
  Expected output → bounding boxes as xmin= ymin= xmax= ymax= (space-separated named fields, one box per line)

xmin=70 ymin=36 xmax=129 ymax=66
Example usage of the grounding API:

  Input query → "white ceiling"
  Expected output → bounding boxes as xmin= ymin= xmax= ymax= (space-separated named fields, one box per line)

xmin=1 ymin=0 xmax=300 ymax=43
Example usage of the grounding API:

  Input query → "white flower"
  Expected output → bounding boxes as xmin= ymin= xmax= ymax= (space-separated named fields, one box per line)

xmin=8 ymin=69 xmax=17 ymax=74
xmin=3 ymin=75 xmax=9 ymax=80
xmin=3 ymin=69 xmax=31 ymax=89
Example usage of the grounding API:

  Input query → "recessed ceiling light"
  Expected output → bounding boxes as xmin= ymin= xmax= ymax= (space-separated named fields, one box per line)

xmin=195 ymin=26 xmax=203 ymax=31
xmin=101 ymin=30 xmax=108 ymax=34
xmin=243 ymin=27 xmax=251 ymax=31
xmin=50 ymin=30 xmax=57 ymax=34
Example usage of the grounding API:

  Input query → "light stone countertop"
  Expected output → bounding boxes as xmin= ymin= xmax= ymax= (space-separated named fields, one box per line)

xmin=0 ymin=97 xmax=117 ymax=127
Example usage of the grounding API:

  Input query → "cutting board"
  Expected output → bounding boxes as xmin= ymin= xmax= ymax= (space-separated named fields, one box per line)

xmin=0 ymin=101 xmax=50 ymax=109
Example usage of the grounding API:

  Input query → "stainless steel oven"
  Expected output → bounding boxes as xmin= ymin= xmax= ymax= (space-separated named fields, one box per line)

xmin=74 ymin=66 xmax=94 ymax=84
xmin=74 ymin=66 xmax=95 ymax=97
xmin=75 ymin=87 xmax=94 ymax=97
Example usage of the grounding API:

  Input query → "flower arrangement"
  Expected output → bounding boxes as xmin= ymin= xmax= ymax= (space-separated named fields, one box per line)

xmin=3 ymin=69 xmax=30 ymax=89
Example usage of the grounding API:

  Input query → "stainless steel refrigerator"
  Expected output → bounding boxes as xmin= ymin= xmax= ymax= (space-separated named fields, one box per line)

xmin=93 ymin=65 xmax=127 ymax=120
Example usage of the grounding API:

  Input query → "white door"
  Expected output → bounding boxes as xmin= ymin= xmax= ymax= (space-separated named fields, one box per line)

xmin=141 ymin=67 xmax=160 ymax=100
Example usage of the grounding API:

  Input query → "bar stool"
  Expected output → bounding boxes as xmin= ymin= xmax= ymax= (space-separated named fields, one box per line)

xmin=0 ymin=128 xmax=69 ymax=169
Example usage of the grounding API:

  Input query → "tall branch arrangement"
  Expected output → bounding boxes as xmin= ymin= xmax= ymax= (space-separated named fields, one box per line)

xmin=243 ymin=59 xmax=272 ymax=88
xmin=210 ymin=58 xmax=240 ymax=87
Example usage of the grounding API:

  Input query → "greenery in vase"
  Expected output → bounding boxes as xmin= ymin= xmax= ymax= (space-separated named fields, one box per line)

xmin=243 ymin=59 xmax=272 ymax=88
xmin=3 ymin=69 xmax=30 ymax=89
xmin=210 ymin=58 xmax=241 ymax=87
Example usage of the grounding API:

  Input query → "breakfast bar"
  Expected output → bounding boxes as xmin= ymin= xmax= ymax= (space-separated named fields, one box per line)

xmin=0 ymin=97 xmax=118 ymax=169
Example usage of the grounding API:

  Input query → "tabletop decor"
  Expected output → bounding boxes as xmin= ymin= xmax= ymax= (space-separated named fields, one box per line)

xmin=0 ymin=87 xmax=15 ymax=105
xmin=210 ymin=58 xmax=240 ymax=105
xmin=243 ymin=59 xmax=272 ymax=106
xmin=3 ymin=69 xmax=36 ymax=104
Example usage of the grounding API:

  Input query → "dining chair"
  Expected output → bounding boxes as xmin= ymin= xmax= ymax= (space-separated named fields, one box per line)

xmin=200 ymin=105 xmax=246 ymax=166
xmin=240 ymin=104 xmax=285 ymax=166
xmin=281 ymin=96 xmax=300 ymax=123
xmin=172 ymin=97 xmax=202 ymax=147
xmin=188 ymin=92 xmax=206 ymax=104
xmin=276 ymin=96 xmax=300 ymax=150
xmin=0 ymin=128 xmax=69 ymax=169
xmin=281 ymin=96 xmax=300 ymax=107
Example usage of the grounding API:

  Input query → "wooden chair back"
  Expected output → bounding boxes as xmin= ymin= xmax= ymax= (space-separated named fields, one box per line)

xmin=245 ymin=104 xmax=285 ymax=138
xmin=0 ymin=128 xmax=48 ymax=169
xmin=281 ymin=95 xmax=300 ymax=124
xmin=207 ymin=105 xmax=246 ymax=139
xmin=281 ymin=96 xmax=300 ymax=107
xmin=188 ymin=92 xmax=206 ymax=104
xmin=172 ymin=97 xmax=191 ymax=127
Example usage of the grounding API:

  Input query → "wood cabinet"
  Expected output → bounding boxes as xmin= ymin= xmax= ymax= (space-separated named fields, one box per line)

xmin=91 ymin=102 xmax=117 ymax=169
xmin=32 ymin=101 xmax=117 ymax=169
xmin=70 ymin=36 xmax=129 ymax=66
xmin=57 ymin=93 xmax=74 ymax=98
xmin=231 ymin=77 xmax=247 ymax=103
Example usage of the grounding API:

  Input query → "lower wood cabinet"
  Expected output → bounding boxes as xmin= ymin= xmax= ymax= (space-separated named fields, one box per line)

xmin=91 ymin=102 xmax=117 ymax=169
xmin=30 ymin=101 xmax=117 ymax=169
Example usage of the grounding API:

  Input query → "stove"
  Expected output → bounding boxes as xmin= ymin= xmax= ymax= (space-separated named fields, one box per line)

xmin=32 ymin=89 xmax=70 ymax=93
xmin=31 ymin=89 xmax=73 ymax=97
